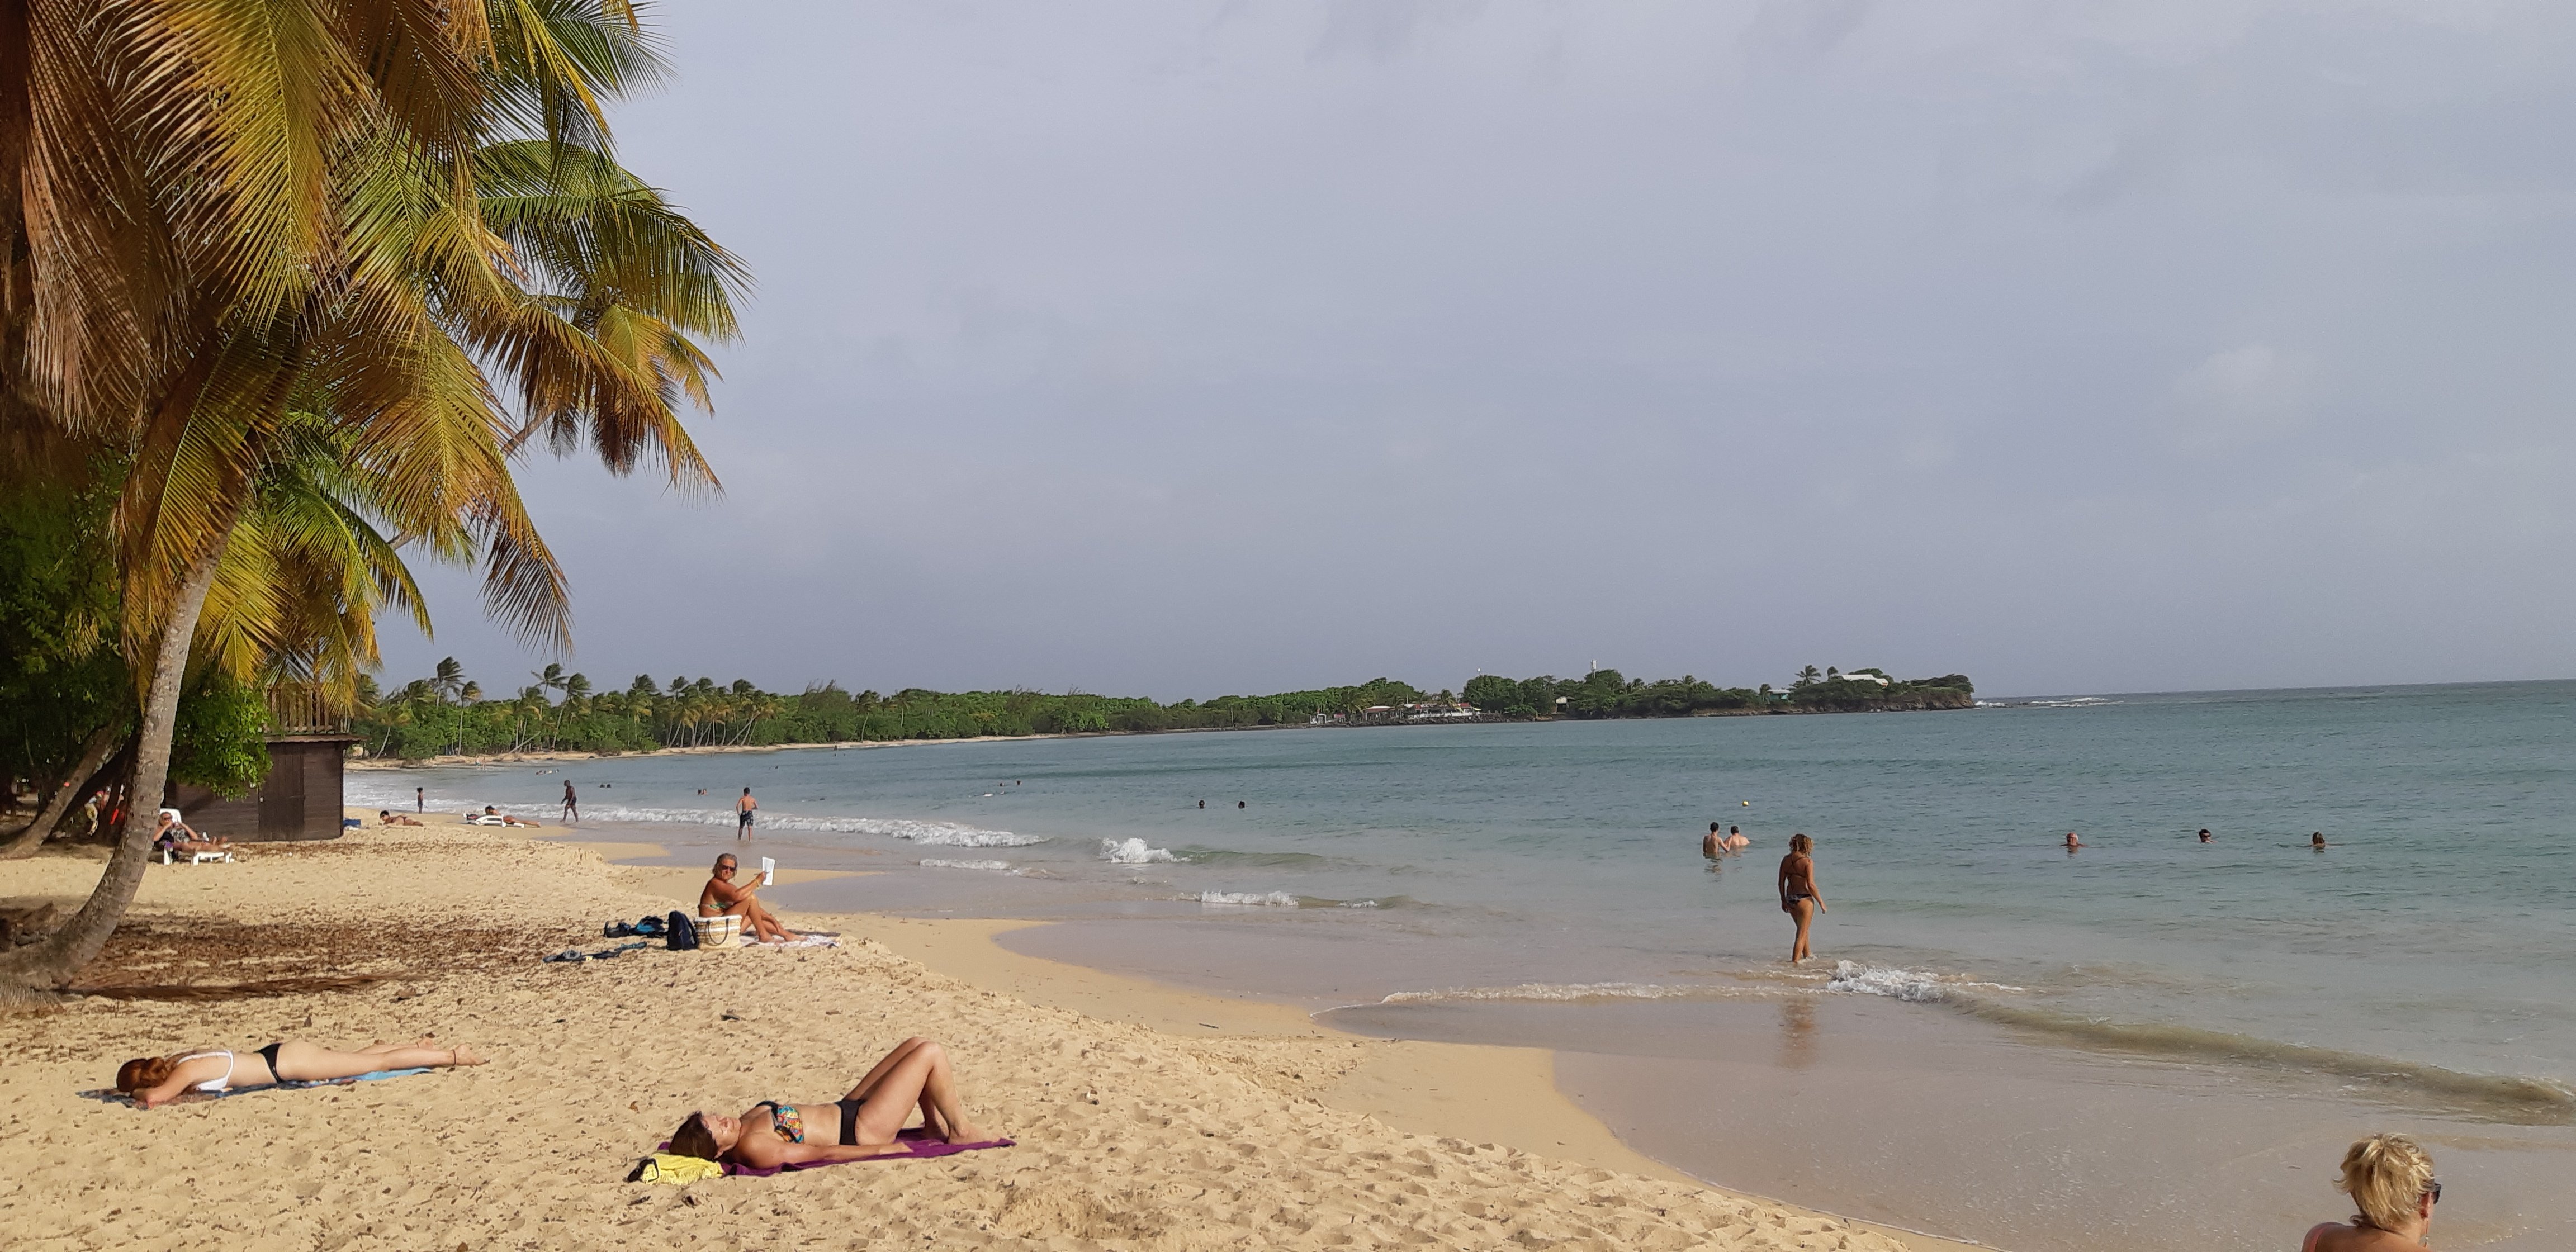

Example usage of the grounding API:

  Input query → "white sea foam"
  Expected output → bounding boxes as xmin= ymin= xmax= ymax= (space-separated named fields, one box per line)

xmin=566 ymin=805 xmax=1048 ymax=847
xmin=920 ymin=859 xmax=1012 ymax=872
xmin=1821 ymin=960 xmax=2023 ymax=1002
xmin=1100 ymin=837 xmax=1178 ymax=864
xmin=1338 ymin=899 xmax=1380 ymax=908
xmin=1197 ymin=890 xmax=1298 ymax=907
xmin=1379 ymin=982 xmax=1718 ymax=1004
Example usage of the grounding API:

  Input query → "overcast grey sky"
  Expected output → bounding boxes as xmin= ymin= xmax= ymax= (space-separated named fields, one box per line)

xmin=381 ymin=1 xmax=2576 ymax=699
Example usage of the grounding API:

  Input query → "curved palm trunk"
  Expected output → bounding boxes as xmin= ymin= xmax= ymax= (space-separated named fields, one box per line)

xmin=0 ymin=539 xmax=225 ymax=989
xmin=0 ymin=722 xmax=126 ymax=859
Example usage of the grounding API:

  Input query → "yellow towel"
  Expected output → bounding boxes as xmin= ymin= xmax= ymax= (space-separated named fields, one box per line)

xmin=629 ymin=1153 xmax=725 ymax=1184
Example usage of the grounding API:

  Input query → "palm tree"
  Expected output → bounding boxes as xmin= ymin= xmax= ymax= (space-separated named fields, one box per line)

xmin=0 ymin=1 xmax=745 ymax=989
xmin=1795 ymin=665 xmax=1824 ymax=687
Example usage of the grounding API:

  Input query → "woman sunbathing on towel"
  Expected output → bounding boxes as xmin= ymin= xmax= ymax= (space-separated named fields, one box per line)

xmin=667 ymin=1037 xmax=992 ymax=1168
xmin=115 ymin=1038 xmax=487 ymax=1108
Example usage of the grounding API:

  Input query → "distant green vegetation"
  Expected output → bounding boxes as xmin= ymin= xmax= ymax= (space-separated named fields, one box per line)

xmin=349 ymin=661 xmax=1971 ymax=761
xmin=1464 ymin=666 xmax=1974 ymax=718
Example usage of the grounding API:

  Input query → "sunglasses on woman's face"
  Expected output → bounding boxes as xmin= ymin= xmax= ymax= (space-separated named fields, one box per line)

xmin=2427 ymin=1180 xmax=2442 ymax=1205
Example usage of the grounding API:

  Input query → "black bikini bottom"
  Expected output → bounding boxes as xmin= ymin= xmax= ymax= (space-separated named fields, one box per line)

xmin=258 ymin=1041 xmax=285 ymax=1080
xmin=837 ymin=1097 xmax=863 ymax=1144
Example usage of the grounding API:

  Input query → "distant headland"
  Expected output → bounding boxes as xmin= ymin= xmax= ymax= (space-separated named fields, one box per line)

xmin=349 ymin=663 xmax=1972 ymax=761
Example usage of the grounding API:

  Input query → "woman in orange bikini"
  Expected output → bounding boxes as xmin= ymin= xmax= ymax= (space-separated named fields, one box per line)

xmin=1778 ymin=833 xmax=1826 ymax=964
xmin=115 ymin=1038 xmax=486 ymax=1108
xmin=667 ymin=1037 xmax=992 ymax=1168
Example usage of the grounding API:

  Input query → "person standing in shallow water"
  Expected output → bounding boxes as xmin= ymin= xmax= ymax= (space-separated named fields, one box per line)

xmin=561 ymin=780 xmax=579 ymax=823
xmin=736 ymin=788 xmax=757 ymax=840
xmin=1778 ymin=834 xmax=1825 ymax=963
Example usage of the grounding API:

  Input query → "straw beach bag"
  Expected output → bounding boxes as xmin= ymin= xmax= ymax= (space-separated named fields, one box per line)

xmin=692 ymin=913 xmax=744 ymax=947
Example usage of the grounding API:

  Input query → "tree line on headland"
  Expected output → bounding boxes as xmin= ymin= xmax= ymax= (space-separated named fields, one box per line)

xmin=345 ymin=661 xmax=1974 ymax=760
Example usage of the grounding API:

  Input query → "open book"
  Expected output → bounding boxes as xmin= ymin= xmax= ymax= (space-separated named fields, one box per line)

xmin=759 ymin=856 xmax=775 ymax=886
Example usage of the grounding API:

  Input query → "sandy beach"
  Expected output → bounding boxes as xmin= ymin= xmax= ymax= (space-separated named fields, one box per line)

xmin=0 ymin=819 xmax=1937 ymax=1252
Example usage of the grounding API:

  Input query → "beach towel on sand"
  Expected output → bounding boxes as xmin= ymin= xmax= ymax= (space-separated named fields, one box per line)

xmin=82 ymin=1067 xmax=434 ymax=1108
xmin=636 ymin=1128 xmax=1013 ymax=1180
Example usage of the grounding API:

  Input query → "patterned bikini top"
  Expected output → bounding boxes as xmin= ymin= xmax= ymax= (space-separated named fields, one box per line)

xmin=756 ymin=1101 xmax=804 ymax=1144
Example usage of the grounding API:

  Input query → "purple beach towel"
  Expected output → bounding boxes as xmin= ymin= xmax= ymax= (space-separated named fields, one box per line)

xmin=655 ymin=1127 xmax=1014 ymax=1176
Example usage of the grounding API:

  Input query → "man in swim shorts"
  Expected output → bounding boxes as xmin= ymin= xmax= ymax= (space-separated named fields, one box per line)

xmin=736 ymin=788 xmax=757 ymax=840
xmin=700 ymin=853 xmax=798 ymax=943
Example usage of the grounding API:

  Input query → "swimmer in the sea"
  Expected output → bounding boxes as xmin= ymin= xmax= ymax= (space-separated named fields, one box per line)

xmin=2198 ymin=828 xmax=2213 ymax=843
xmin=2063 ymin=831 xmax=2083 ymax=851
xmin=2312 ymin=832 xmax=2328 ymax=850
xmin=1726 ymin=826 xmax=1749 ymax=850
xmin=1704 ymin=822 xmax=1725 ymax=859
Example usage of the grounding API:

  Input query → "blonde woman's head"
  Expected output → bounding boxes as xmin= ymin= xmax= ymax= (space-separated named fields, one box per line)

xmin=2336 ymin=1133 xmax=2436 ymax=1230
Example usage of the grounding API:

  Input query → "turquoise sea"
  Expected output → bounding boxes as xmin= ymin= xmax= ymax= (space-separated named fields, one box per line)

xmin=366 ymin=680 xmax=2576 ymax=1250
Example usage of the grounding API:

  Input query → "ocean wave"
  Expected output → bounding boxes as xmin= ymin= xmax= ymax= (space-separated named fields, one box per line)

xmin=1962 ymin=998 xmax=2576 ymax=1122
xmin=1377 ymin=982 xmax=1734 ymax=1005
xmin=919 ymin=859 xmax=1012 ymax=871
xmin=1172 ymin=847 xmax=1332 ymax=869
xmin=1821 ymin=960 xmax=2022 ymax=1002
xmin=560 ymin=804 xmax=1051 ymax=846
xmin=1817 ymin=962 xmax=2574 ymax=1122
xmin=1197 ymin=890 xmax=1299 ymax=907
xmin=1100 ymin=837 xmax=1178 ymax=864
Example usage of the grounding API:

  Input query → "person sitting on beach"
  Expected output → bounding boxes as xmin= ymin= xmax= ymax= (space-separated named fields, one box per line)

xmin=115 ymin=1038 xmax=486 ymax=1109
xmin=2302 ymin=1133 xmax=2437 ymax=1252
xmin=699 ymin=853 xmax=798 ymax=943
xmin=378 ymin=810 xmax=425 ymax=827
xmin=153 ymin=808 xmax=231 ymax=855
xmin=666 ymin=1037 xmax=992 ymax=1168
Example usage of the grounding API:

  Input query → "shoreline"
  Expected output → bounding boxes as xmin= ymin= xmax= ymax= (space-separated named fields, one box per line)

xmin=0 ymin=818 xmax=1942 ymax=1251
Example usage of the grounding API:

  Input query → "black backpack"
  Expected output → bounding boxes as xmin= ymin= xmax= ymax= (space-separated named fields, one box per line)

xmin=665 ymin=910 xmax=699 ymax=951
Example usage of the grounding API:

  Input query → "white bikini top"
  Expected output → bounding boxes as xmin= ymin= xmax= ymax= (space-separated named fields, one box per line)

xmin=175 ymin=1049 xmax=234 ymax=1093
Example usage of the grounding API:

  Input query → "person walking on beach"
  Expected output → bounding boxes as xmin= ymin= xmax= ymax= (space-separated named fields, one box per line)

xmin=2301 ymin=1133 xmax=2437 ymax=1252
xmin=561 ymin=780 xmax=579 ymax=823
xmin=415 ymin=786 xmax=424 ymax=814
xmin=736 ymin=788 xmax=757 ymax=840
xmin=1778 ymin=834 xmax=1825 ymax=963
